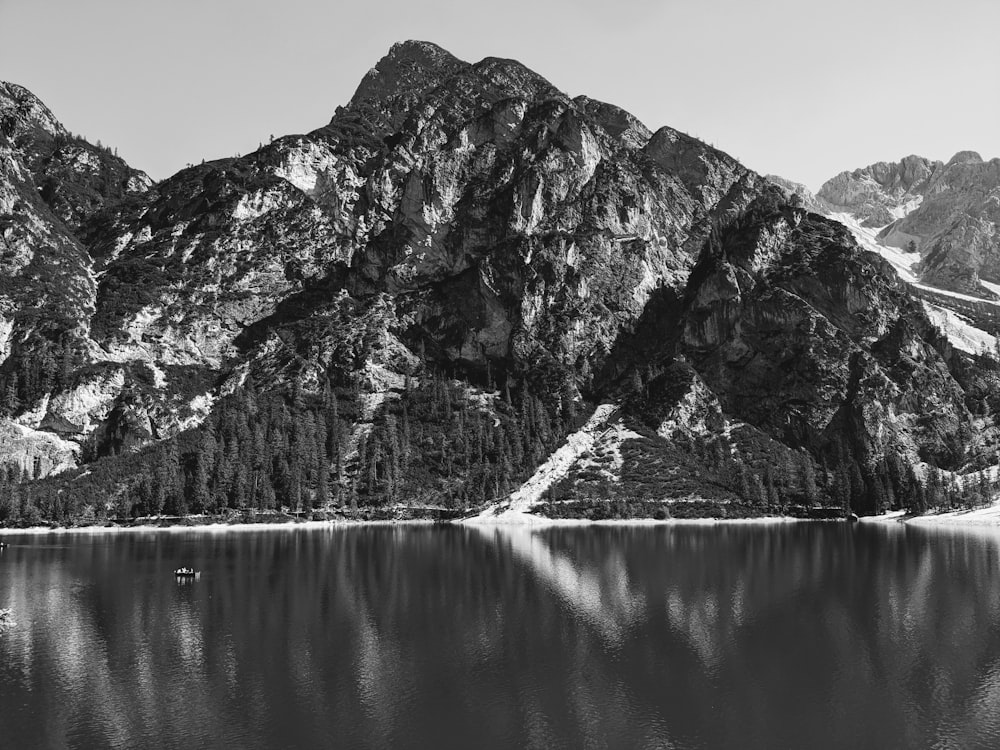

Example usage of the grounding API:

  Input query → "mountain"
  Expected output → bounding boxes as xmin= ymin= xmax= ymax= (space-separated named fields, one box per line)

xmin=0 ymin=81 xmax=152 ymax=478
xmin=811 ymin=152 xmax=1000 ymax=297
xmin=1 ymin=42 xmax=996 ymax=525
xmin=815 ymin=155 xmax=935 ymax=228
xmin=771 ymin=155 xmax=1000 ymax=374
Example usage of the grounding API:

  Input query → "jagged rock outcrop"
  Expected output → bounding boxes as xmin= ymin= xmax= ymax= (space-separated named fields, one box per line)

xmin=677 ymin=206 xmax=973 ymax=468
xmin=887 ymin=153 xmax=1000 ymax=294
xmin=1 ymin=43 xmax=998 ymax=520
xmin=812 ymin=152 xmax=1000 ymax=297
xmin=817 ymin=155 xmax=936 ymax=227
xmin=765 ymin=175 xmax=830 ymax=215
xmin=0 ymin=82 xmax=152 ymax=474
xmin=0 ymin=82 xmax=151 ymax=232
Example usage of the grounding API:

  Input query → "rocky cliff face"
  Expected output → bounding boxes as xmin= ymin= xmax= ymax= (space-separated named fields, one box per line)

xmin=677 ymin=208 xmax=974 ymax=468
xmin=1 ymin=42 xmax=997 ymax=521
xmin=0 ymin=82 xmax=152 ymax=474
xmin=817 ymin=155 xmax=936 ymax=228
xmin=889 ymin=153 xmax=1000 ymax=294
xmin=813 ymin=152 xmax=1000 ymax=297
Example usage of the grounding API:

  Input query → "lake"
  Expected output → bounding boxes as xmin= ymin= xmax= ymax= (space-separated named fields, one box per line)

xmin=2 ymin=522 xmax=1000 ymax=749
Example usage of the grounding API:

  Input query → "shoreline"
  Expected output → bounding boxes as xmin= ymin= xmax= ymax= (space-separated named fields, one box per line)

xmin=459 ymin=507 xmax=815 ymax=527
xmin=0 ymin=512 xmax=827 ymax=535
xmin=861 ymin=506 xmax=1000 ymax=528
xmin=0 ymin=518 xmax=441 ymax=536
xmin=5 ymin=506 xmax=1000 ymax=536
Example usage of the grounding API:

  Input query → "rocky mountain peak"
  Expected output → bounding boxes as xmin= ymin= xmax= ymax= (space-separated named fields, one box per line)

xmin=799 ymin=149 xmax=1000 ymax=299
xmin=573 ymin=96 xmax=652 ymax=149
xmin=816 ymin=155 xmax=938 ymax=227
xmin=344 ymin=40 xmax=467 ymax=133
xmin=765 ymin=175 xmax=829 ymax=214
xmin=385 ymin=39 xmax=460 ymax=67
xmin=0 ymin=82 xmax=152 ymax=235
xmin=469 ymin=56 xmax=561 ymax=101
xmin=0 ymin=81 xmax=68 ymax=141
xmin=946 ymin=150 xmax=984 ymax=166
xmin=883 ymin=154 xmax=937 ymax=187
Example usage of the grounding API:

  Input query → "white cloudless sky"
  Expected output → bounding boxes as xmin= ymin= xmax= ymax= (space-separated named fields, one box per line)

xmin=2 ymin=0 xmax=997 ymax=189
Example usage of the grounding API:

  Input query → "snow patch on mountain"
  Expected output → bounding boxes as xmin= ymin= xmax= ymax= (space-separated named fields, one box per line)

xmin=921 ymin=302 xmax=997 ymax=355
xmin=828 ymin=211 xmax=920 ymax=283
xmin=829 ymin=209 xmax=1000 ymax=314
xmin=889 ymin=196 xmax=923 ymax=221
xmin=913 ymin=282 xmax=1000 ymax=309
xmin=981 ymin=280 xmax=1000 ymax=298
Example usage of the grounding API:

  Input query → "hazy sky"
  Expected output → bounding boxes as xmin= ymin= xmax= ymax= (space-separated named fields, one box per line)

xmin=2 ymin=0 xmax=997 ymax=189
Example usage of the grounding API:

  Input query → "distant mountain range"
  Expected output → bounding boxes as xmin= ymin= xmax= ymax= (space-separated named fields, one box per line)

xmin=1 ymin=41 xmax=997 ymax=526
xmin=770 ymin=151 xmax=1000 ymax=298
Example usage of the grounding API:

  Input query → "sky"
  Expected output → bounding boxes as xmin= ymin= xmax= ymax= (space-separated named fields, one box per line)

xmin=2 ymin=0 xmax=998 ymax=190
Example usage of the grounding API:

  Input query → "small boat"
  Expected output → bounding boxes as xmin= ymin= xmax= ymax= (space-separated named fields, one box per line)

xmin=174 ymin=567 xmax=198 ymax=577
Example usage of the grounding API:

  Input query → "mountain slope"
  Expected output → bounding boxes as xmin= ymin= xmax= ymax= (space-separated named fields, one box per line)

xmin=1 ymin=43 xmax=998 ymax=524
xmin=0 ymin=81 xmax=152 ymax=476
xmin=810 ymin=152 xmax=1000 ymax=297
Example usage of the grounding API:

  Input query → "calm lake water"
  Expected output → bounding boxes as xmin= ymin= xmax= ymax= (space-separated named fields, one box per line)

xmin=2 ymin=522 xmax=1000 ymax=749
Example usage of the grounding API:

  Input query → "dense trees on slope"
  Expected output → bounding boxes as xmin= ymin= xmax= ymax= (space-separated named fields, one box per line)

xmin=0 ymin=368 xmax=575 ymax=525
xmin=1 ymin=359 xmax=998 ymax=526
xmin=0 ymin=335 xmax=85 ymax=415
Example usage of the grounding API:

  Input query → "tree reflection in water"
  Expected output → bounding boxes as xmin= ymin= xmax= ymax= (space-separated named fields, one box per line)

xmin=1 ymin=523 xmax=999 ymax=748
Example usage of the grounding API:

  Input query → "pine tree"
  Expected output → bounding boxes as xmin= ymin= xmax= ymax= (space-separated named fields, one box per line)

xmin=192 ymin=424 xmax=215 ymax=513
xmin=737 ymin=462 xmax=753 ymax=504
xmin=834 ymin=463 xmax=851 ymax=512
xmin=764 ymin=468 xmax=779 ymax=511
xmin=2 ymin=373 xmax=19 ymax=413
xmin=801 ymin=454 xmax=818 ymax=504
xmin=979 ymin=470 xmax=991 ymax=507
xmin=849 ymin=461 xmax=865 ymax=513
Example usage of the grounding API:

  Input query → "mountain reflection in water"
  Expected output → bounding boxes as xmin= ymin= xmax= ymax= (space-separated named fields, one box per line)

xmin=1 ymin=523 xmax=1000 ymax=749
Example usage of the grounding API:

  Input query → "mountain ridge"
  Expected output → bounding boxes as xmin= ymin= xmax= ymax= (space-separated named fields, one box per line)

xmin=811 ymin=151 xmax=1000 ymax=295
xmin=0 ymin=42 xmax=997 ymax=525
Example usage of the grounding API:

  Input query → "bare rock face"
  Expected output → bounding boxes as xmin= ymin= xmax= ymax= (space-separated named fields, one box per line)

xmin=85 ymin=42 xmax=764 ymax=404
xmin=0 ymin=82 xmax=151 ymax=233
xmin=677 ymin=206 xmax=971 ymax=468
xmin=893 ymin=155 xmax=1000 ymax=294
xmin=1 ymin=80 xmax=153 ymax=475
xmin=813 ymin=151 xmax=1000 ymax=297
xmin=0 ymin=419 xmax=77 ymax=478
xmin=817 ymin=155 xmax=936 ymax=227
xmin=765 ymin=175 xmax=830 ymax=214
